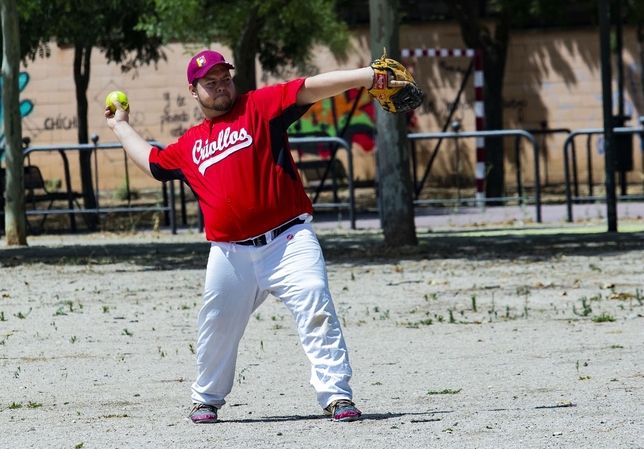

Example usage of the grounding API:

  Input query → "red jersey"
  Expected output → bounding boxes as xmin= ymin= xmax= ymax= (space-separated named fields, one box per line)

xmin=149 ymin=79 xmax=313 ymax=242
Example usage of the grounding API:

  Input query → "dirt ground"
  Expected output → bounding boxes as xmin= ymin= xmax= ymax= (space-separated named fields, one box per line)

xmin=1 ymin=227 xmax=643 ymax=449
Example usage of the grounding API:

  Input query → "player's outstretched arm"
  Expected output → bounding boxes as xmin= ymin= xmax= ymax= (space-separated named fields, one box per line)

xmin=296 ymin=66 xmax=413 ymax=107
xmin=298 ymin=51 xmax=424 ymax=114
xmin=297 ymin=67 xmax=375 ymax=106
xmin=105 ymin=100 xmax=154 ymax=178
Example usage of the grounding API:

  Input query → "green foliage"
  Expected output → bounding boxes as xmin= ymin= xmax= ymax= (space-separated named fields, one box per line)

xmin=485 ymin=0 xmax=597 ymax=28
xmin=114 ymin=178 xmax=139 ymax=201
xmin=17 ymin=0 xmax=166 ymax=70
xmin=138 ymin=0 xmax=350 ymax=78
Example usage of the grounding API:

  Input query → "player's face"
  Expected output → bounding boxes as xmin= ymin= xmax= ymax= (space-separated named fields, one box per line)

xmin=191 ymin=65 xmax=237 ymax=118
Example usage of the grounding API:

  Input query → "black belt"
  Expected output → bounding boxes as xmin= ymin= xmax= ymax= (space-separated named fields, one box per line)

xmin=234 ymin=218 xmax=305 ymax=247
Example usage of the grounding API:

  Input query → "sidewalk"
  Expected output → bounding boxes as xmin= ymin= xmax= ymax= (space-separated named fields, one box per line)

xmin=310 ymin=201 xmax=644 ymax=233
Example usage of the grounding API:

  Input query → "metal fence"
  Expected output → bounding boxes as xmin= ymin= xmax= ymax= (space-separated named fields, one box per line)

xmin=408 ymin=130 xmax=543 ymax=222
xmin=21 ymin=126 xmax=642 ymax=232
xmin=514 ymin=127 xmax=571 ymax=193
xmin=288 ymin=136 xmax=356 ymax=229
xmin=17 ymin=138 xmax=177 ymax=233
xmin=562 ymin=123 xmax=644 ymax=222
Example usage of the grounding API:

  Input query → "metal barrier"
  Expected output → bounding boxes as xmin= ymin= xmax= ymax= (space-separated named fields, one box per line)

xmin=408 ymin=130 xmax=542 ymax=222
xmin=288 ymin=136 xmax=356 ymax=229
xmin=19 ymin=139 xmax=177 ymax=233
xmin=515 ymin=128 xmax=571 ymax=196
xmin=563 ymin=124 xmax=644 ymax=222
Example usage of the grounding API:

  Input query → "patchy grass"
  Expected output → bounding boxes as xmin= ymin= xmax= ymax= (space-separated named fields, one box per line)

xmin=427 ymin=388 xmax=462 ymax=395
xmin=591 ymin=313 xmax=616 ymax=323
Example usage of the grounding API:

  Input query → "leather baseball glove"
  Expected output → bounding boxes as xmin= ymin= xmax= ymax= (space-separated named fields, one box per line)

xmin=368 ymin=49 xmax=424 ymax=114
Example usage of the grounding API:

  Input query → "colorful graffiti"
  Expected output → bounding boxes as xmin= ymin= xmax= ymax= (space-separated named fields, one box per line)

xmin=288 ymin=87 xmax=376 ymax=157
xmin=0 ymin=72 xmax=34 ymax=162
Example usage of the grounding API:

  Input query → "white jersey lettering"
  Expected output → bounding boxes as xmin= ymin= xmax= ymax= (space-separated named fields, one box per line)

xmin=192 ymin=127 xmax=253 ymax=174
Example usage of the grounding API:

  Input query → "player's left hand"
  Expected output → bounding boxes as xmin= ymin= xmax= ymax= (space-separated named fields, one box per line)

xmin=368 ymin=48 xmax=424 ymax=114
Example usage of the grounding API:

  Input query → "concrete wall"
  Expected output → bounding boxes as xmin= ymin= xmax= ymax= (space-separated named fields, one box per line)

xmin=5 ymin=23 xmax=644 ymax=195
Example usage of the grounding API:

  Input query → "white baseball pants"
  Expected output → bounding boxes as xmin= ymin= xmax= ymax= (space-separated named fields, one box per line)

xmin=190 ymin=222 xmax=354 ymax=409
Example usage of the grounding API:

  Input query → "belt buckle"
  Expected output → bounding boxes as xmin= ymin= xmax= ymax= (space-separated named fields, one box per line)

xmin=250 ymin=221 xmax=294 ymax=247
xmin=251 ymin=232 xmax=271 ymax=247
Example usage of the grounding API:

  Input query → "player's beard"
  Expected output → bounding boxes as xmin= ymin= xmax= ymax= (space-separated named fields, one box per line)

xmin=197 ymin=91 xmax=233 ymax=113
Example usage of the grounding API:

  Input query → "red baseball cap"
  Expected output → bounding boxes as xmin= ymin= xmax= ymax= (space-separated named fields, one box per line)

xmin=187 ymin=50 xmax=235 ymax=84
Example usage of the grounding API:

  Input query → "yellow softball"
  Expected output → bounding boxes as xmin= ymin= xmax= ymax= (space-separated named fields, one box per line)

xmin=105 ymin=91 xmax=129 ymax=113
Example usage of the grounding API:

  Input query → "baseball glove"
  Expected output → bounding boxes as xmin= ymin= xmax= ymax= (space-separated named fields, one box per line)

xmin=368 ymin=49 xmax=424 ymax=114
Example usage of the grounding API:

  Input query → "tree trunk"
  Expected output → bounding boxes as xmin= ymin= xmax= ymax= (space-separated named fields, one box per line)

xmin=450 ymin=0 xmax=511 ymax=204
xmin=2 ymin=0 xmax=27 ymax=245
xmin=481 ymin=30 xmax=508 ymax=203
xmin=232 ymin=5 xmax=261 ymax=94
xmin=74 ymin=43 xmax=98 ymax=229
xmin=370 ymin=0 xmax=417 ymax=247
xmin=638 ymin=23 xmax=644 ymax=187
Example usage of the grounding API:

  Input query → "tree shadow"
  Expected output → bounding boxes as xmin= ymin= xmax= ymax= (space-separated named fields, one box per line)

xmin=0 ymin=240 xmax=210 ymax=270
xmin=3 ymin=230 xmax=643 ymax=269
xmin=319 ymin=230 xmax=644 ymax=265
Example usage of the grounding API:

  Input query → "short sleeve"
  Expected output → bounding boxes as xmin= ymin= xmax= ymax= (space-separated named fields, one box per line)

xmin=250 ymin=79 xmax=310 ymax=125
xmin=149 ymin=140 xmax=186 ymax=181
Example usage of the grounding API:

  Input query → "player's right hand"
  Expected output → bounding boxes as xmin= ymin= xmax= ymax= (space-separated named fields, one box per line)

xmin=105 ymin=100 xmax=129 ymax=131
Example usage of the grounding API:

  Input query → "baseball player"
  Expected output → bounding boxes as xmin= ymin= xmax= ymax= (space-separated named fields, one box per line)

xmin=104 ymin=49 xmax=422 ymax=423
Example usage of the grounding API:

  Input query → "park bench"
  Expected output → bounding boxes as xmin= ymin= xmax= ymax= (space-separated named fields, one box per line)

xmin=23 ymin=165 xmax=81 ymax=209
xmin=0 ymin=165 xmax=83 ymax=230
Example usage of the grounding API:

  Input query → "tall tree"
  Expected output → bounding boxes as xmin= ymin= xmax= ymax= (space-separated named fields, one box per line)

xmin=625 ymin=0 xmax=644 ymax=117
xmin=447 ymin=0 xmax=598 ymax=203
xmin=370 ymin=0 xmax=417 ymax=246
xmin=138 ymin=0 xmax=351 ymax=94
xmin=19 ymin=0 xmax=166 ymax=228
xmin=2 ymin=0 xmax=26 ymax=245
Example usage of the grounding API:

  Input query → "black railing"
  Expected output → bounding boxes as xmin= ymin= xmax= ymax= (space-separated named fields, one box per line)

xmin=515 ymin=128 xmax=571 ymax=198
xmin=15 ymin=137 xmax=176 ymax=233
xmin=408 ymin=130 xmax=542 ymax=222
xmin=289 ymin=136 xmax=356 ymax=229
xmin=562 ymin=123 xmax=644 ymax=222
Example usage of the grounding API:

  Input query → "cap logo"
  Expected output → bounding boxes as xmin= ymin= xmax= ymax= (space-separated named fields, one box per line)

xmin=196 ymin=56 xmax=206 ymax=67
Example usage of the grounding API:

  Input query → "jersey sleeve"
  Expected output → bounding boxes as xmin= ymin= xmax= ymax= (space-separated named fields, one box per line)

xmin=251 ymin=78 xmax=311 ymax=130
xmin=149 ymin=140 xmax=186 ymax=182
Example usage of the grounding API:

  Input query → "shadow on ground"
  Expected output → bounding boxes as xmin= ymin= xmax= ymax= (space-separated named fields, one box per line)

xmin=3 ymin=230 xmax=644 ymax=269
xmin=216 ymin=411 xmax=439 ymax=424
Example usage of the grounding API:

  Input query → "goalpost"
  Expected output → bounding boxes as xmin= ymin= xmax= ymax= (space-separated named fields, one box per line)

xmin=401 ymin=47 xmax=485 ymax=203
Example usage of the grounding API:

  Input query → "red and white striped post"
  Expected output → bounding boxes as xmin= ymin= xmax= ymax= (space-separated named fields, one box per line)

xmin=401 ymin=48 xmax=485 ymax=205
xmin=473 ymin=49 xmax=485 ymax=206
